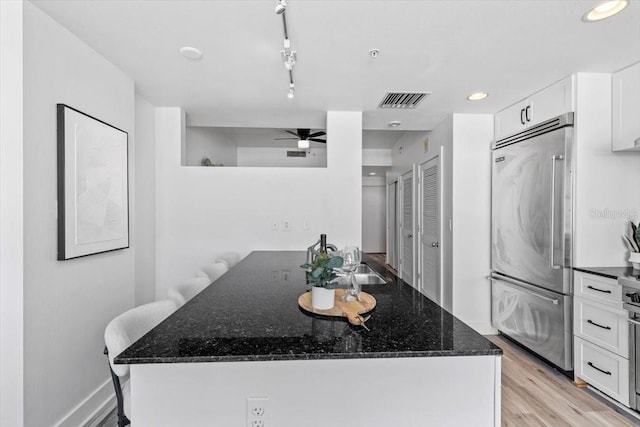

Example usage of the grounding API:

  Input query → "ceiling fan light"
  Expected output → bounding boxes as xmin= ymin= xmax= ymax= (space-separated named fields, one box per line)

xmin=275 ymin=0 xmax=287 ymax=15
xmin=298 ymin=139 xmax=310 ymax=149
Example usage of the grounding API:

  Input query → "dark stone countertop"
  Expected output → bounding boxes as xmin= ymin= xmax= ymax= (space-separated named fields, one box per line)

xmin=573 ymin=266 xmax=640 ymax=281
xmin=115 ymin=251 xmax=501 ymax=364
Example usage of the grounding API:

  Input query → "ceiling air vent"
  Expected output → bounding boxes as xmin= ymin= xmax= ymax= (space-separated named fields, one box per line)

xmin=287 ymin=150 xmax=306 ymax=158
xmin=378 ymin=92 xmax=430 ymax=109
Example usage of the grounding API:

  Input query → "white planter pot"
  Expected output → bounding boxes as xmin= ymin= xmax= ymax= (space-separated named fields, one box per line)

xmin=311 ymin=286 xmax=335 ymax=310
xmin=629 ymin=252 xmax=640 ymax=270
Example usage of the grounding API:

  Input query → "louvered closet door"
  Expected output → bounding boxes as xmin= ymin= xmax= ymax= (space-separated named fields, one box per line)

xmin=420 ymin=156 xmax=440 ymax=304
xmin=400 ymin=170 xmax=414 ymax=287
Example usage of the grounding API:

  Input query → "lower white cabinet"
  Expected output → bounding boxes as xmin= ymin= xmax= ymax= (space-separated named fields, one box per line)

xmin=574 ymin=296 xmax=628 ymax=356
xmin=575 ymin=336 xmax=629 ymax=406
xmin=573 ymin=271 xmax=629 ymax=407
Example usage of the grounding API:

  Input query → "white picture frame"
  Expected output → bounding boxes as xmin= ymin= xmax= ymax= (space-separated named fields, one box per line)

xmin=57 ymin=104 xmax=129 ymax=260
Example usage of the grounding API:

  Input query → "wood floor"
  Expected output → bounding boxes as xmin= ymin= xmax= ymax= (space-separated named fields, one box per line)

xmin=488 ymin=334 xmax=640 ymax=427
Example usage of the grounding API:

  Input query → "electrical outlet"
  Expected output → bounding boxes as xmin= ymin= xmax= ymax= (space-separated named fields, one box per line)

xmin=247 ymin=396 xmax=269 ymax=427
xmin=282 ymin=219 xmax=291 ymax=231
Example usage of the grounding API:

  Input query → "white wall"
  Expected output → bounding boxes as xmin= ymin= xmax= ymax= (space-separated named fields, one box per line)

xmin=155 ymin=110 xmax=362 ymax=298
xmin=451 ymin=115 xmax=493 ymax=334
xmin=363 ymin=149 xmax=392 ymax=166
xmin=237 ymin=147 xmax=327 ymax=167
xmin=0 ymin=2 xmax=25 ymax=426
xmin=185 ymin=126 xmax=237 ymax=166
xmin=362 ymin=177 xmax=387 ymax=252
xmin=135 ymin=94 xmax=156 ymax=306
xmin=22 ymin=3 xmax=135 ymax=426
xmin=573 ymin=73 xmax=640 ymax=267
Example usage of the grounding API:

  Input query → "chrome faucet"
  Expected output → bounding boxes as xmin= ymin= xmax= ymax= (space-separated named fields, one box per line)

xmin=306 ymin=239 xmax=337 ymax=265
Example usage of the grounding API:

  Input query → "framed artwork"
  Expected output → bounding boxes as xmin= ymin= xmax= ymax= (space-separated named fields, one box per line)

xmin=57 ymin=104 xmax=129 ymax=260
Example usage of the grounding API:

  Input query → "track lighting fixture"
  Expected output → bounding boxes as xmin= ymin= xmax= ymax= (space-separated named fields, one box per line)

xmin=281 ymin=39 xmax=297 ymax=71
xmin=276 ymin=1 xmax=298 ymax=100
xmin=275 ymin=0 xmax=287 ymax=15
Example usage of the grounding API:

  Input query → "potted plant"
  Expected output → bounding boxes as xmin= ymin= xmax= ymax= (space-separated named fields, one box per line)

xmin=623 ymin=220 xmax=640 ymax=270
xmin=301 ymin=252 xmax=343 ymax=309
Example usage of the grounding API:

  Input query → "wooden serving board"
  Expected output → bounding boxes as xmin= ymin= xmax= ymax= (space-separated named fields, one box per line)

xmin=298 ymin=289 xmax=376 ymax=326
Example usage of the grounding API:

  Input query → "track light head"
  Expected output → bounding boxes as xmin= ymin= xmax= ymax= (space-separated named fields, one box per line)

xmin=275 ymin=0 xmax=286 ymax=15
xmin=287 ymin=83 xmax=295 ymax=100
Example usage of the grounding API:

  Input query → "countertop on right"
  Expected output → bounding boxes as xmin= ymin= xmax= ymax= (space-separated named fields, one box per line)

xmin=573 ymin=266 xmax=640 ymax=281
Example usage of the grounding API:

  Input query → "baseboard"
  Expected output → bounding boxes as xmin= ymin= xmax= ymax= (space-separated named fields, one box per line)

xmin=465 ymin=321 xmax=497 ymax=335
xmin=53 ymin=378 xmax=116 ymax=427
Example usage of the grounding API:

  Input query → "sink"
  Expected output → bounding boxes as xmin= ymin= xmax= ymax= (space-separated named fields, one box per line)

xmin=334 ymin=263 xmax=388 ymax=286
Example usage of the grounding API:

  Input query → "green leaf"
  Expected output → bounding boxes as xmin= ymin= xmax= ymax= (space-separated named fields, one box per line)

xmin=326 ymin=256 xmax=344 ymax=269
xmin=311 ymin=267 xmax=323 ymax=278
xmin=324 ymin=280 xmax=338 ymax=290
xmin=300 ymin=263 xmax=312 ymax=269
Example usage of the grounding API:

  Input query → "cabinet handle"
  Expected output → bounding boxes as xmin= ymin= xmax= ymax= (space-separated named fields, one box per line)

xmin=587 ymin=361 xmax=612 ymax=376
xmin=525 ymin=105 xmax=531 ymax=122
xmin=520 ymin=108 xmax=526 ymax=125
xmin=549 ymin=155 xmax=564 ymax=270
xmin=587 ymin=319 xmax=612 ymax=330
xmin=587 ymin=285 xmax=611 ymax=294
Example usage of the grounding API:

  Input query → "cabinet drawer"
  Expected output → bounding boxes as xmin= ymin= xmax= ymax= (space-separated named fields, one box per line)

xmin=574 ymin=336 xmax=629 ymax=406
xmin=574 ymin=271 xmax=622 ymax=308
xmin=574 ymin=296 xmax=628 ymax=357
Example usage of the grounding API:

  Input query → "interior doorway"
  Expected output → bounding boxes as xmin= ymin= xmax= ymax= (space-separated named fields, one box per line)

xmin=400 ymin=168 xmax=415 ymax=287
xmin=418 ymin=152 xmax=442 ymax=304
xmin=386 ymin=178 xmax=399 ymax=270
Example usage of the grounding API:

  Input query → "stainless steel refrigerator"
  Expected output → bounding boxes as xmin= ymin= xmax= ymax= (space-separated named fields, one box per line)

xmin=490 ymin=113 xmax=574 ymax=371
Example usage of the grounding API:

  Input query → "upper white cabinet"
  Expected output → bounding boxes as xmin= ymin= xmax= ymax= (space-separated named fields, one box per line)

xmin=612 ymin=61 xmax=640 ymax=152
xmin=495 ymin=76 xmax=574 ymax=140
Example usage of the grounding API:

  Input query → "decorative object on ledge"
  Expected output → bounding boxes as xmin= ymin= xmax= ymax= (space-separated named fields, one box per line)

xmin=623 ymin=220 xmax=640 ymax=269
xmin=57 ymin=104 xmax=129 ymax=260
xmin=200 ymin=157 xmax=223 ymax=167
xmin=298 ymin=289 xmax=376 ymax=328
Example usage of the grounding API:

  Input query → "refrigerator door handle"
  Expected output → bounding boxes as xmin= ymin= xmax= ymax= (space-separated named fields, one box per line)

xmin=550 ymin=154 xmax=564 ymax=270
xmin=489 ymin=274 xmax=559 ymax=304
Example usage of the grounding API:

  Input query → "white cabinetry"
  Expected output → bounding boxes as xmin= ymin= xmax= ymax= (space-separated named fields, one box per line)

xmin=494 ymin=76 xmax=574 ymax=140
xmin=573 ymin=271 xmax=629 ymax=406
xmin=612 ymin=61 xmax=640 ymax=152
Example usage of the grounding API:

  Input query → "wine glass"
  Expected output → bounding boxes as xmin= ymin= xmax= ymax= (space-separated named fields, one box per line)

xmin=341 ymin=246 xmax=361 ymax=301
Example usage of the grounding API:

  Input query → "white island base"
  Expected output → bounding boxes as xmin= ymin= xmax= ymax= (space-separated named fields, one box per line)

xmin=130 ymin=355 xmax=501 ymax=427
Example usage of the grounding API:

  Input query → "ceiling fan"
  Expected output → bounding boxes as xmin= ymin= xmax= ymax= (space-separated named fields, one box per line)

xmin=275 ymin=128 xmax=326 ymax=149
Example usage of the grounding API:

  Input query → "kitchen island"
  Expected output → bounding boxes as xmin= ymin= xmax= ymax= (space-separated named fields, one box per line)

xmin=117 ymin=251 xmax=502 ymax=426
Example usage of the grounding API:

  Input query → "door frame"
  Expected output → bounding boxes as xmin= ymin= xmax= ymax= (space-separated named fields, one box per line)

xmin=417 ymin=148 xmax=444 ymax=302
xmin=399 ymin=166 xmax=417 ymax=288
xmin=385 ymin=173 xmax=400 ymax=269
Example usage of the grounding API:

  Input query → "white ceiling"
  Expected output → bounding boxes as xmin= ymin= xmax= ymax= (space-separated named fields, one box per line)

xmin=33 ymin=0 xmax=640 ymax=133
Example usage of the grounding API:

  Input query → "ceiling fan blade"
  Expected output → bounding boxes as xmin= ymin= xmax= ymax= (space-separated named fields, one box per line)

xmin=285 ymin=130 xmax=299 ymax=137
xmin=308 ymin=131 xmax=326 ymax=138
xmin=309 ymin=138 xmax=327 ymax=143
xmin=274 ymin=137 xmax=298 ymax=140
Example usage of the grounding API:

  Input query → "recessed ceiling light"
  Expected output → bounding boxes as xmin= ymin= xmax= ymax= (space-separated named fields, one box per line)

xmin=179 ymin=47 xmax=203 ymax=60
xmin=467 ymin=92 xmax=489 ymax=101
xmin=388 ymin=121 xmax=401 ymax=128
xmin=583 ymin=0 xmax=628 ymax=22
xmin=369 ymin=172 xmax=377 ymax=176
